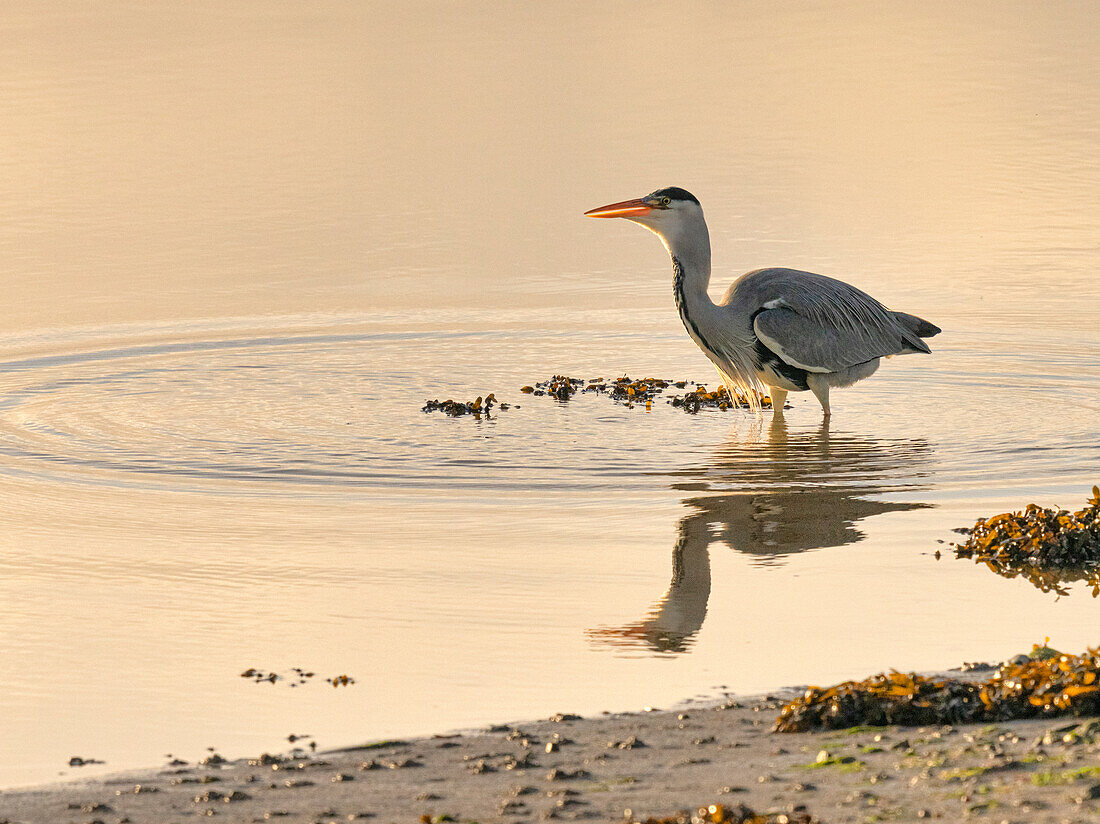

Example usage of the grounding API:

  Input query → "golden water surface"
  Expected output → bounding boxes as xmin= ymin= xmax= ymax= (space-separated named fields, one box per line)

xmin=0 ymin=1 xmax=1097 ymax=788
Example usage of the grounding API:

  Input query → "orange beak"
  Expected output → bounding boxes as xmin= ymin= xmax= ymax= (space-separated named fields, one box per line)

xmin=584 ymin=198 xmax=652 ymax=219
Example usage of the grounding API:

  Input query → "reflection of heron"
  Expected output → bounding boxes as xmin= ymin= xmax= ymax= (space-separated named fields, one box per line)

xmin=587 ymin=418 xmax=932 ymax=654
xmin=585 ymin=188 xmax=940 ymax=416
xmin=587 ymin=514 xmax=713 ymax=654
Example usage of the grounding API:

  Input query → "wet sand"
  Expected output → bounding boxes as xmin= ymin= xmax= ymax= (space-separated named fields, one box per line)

xmin=5 ymin=688 xmax=1099 ymax=824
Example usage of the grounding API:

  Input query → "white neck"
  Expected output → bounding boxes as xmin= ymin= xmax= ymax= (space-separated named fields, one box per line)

xmin=653 ymin=212 xmax=713 ymax=308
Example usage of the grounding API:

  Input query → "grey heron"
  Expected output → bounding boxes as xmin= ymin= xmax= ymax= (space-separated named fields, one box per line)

xmin=585 ymin=187 xmax=941 ymax=416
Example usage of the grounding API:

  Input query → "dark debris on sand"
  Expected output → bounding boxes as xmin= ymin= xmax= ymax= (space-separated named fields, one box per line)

xmin=775 ymin=646 xmax=1100 ymax=732
xmin=519 ymin=375 xmax=781 ymax=411
xmin=421 ymin=393 xmax=512 ymax=417
xmin=628 ymin=802 xmax=817 ymax=824
xmin=949 ymin=486 xmax=1100 ymax=595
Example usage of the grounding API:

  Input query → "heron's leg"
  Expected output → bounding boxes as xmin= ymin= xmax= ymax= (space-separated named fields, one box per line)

xmin=768 ymin=387 xmax=788 ymax=412
xmin=806 ymin=374 xmax=831 ymax=418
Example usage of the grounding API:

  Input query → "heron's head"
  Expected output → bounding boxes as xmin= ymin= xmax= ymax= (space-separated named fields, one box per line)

xmin=584 ymin=187 xmax=704 ymax=245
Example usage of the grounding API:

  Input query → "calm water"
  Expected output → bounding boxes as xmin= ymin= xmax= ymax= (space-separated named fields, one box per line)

xmin=1 ymin=1 xmax=1098 ymax=789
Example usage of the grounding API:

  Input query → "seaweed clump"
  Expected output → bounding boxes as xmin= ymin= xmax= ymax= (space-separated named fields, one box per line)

xmin=775 ymin=647 xmax=1100 ymax=733
xmin=626 ymin=803 xmax=816 ymax=824
xmin=240 ymin=667 xmax=355 ymax=688
xmin=950 ymin=486 xmax=1100 ymax=596
xmin=668 ymin=385 xmax=774 ymax=413
xmin=520 ymin=375 xmax=679 ymax=403
xmin=520 ymin=375 xmax=587 ymax=401
xmin=421 ymin=394 xmax=510 ymax=417
xmin=519 ymin=375 xmax=779 ymax=411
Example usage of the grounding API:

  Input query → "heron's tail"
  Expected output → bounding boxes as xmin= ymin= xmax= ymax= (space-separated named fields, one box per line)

xmin=892 ymin=311 xmax=941 ymax=339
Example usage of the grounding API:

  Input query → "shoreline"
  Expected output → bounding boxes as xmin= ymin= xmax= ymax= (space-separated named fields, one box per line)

xmin=5 ymin=679 xmax=1100 ymax=824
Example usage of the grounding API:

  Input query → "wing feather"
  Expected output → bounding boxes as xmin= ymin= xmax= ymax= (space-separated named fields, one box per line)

xmin=734 ymin=268 xmax=930 ymax=374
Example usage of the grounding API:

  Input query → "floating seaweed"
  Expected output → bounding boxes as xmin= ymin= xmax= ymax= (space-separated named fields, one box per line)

xmin=522 ymin=375 xmax=674 ymax=404
xmin=668 ymin=385 xmax=774 ymax=413
xmin=240 ymin=667 xmax=352 ymax=688
xmin=421 ymin=393 xmax=511 ymax=417
xmin=241 ymin=667 xmax=282 ymax=684
xmin=626 ymin=802 xmax=816 ymax=824
xmin=521 ymin=375 xmax=780 ymax=412
xmin=774 ymin=646 xmax=1100 ymax=733
xmin=949 ymin=487 xmax=1100 ymax=596
xmin=599 ymin=376 xmax=673 ymax=405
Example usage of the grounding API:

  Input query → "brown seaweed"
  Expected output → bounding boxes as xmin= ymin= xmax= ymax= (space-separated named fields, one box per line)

xmin=521 ymin=375 xmax=780 ymax=411
xmin=775 ymin=646 xmax=1100 ymax=733
xmin=421 ymin=393 xmax=511 ymax=417
xmin=239 ymin=667 xmax=352 ymax=689
xmin=949 ymin=487 xmax=1100 ymax=596
xmin=668 ymin=385 xmax=774 ymax=412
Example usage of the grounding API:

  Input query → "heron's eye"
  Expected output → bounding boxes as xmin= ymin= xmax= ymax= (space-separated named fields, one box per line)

xmin=661 ymin=197 xmax=671 ymax=206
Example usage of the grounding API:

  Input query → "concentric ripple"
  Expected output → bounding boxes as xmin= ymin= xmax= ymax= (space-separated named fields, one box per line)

xmin=0 ymin=322 xmax=714 ymax=493
xmin=0 ymin=320 xmax=1096 ymax=498
xmin=0 ymin=329 xmax=471 ymax=490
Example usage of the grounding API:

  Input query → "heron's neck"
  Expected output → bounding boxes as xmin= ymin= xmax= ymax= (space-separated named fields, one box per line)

xmin=660 ymin=219 xmax=717 ymax=345
xmin=660 ymin=220 xmax=712 ymax=305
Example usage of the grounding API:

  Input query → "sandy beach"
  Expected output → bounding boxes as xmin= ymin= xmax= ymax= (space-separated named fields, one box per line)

xmin=5 ymin=683 xmax=1100 ymax=824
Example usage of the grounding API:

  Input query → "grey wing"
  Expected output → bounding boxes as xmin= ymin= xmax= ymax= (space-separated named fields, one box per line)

xmin=748 ymin=271 xmax=930 ymax=374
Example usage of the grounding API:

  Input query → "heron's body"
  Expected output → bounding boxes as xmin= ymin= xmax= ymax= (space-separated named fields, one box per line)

xmin=586 ymin=187 xmax=940 ymax=415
